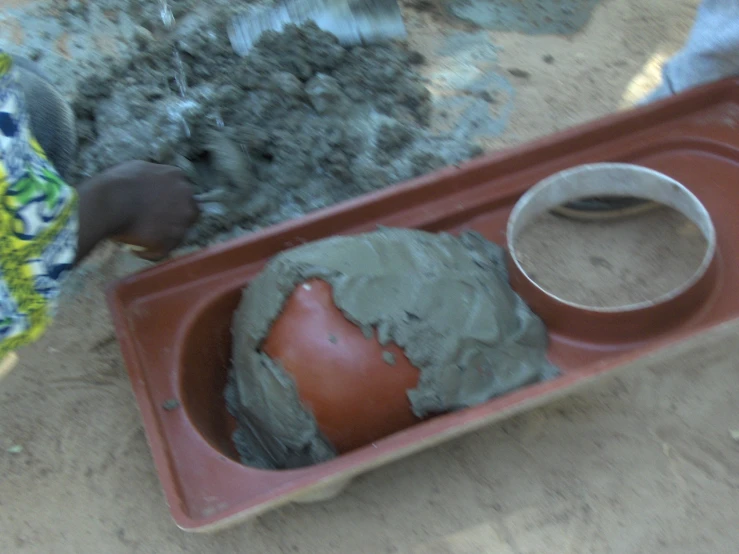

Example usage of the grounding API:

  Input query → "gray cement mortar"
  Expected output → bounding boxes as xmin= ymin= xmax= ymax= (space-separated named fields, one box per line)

xmin=68 ymin=18 xmax=482 ymax=246
xmin=225 ymin=228 xmax=559 ymax=469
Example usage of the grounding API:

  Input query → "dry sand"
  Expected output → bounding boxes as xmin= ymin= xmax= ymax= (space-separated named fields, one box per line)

xmin=3 ymin=0 xmax=739 ymax=553
xmin=516 ymin=206 xmax=708 ymax=307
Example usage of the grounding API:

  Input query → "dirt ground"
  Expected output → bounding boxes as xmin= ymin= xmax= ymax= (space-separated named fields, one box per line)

xmin=2 ymin=0 xmax=739 ymax=552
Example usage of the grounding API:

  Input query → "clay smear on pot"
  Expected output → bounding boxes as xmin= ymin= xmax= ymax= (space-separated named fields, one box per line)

xmin=507 ymin=163 xmax=715 ymax=312
xmin=226 ymin=228 xmax=559 ymax=470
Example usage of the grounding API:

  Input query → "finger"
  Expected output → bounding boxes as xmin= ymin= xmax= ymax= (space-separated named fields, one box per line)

xmin=176 ymin=178 xmax=200 ymax=218
xmin=135 ymin=248 xmax=168 ymax=262
xmin=189 ymin=194 xmax=201 ymax=221
xmin=171 ymin=222 xmax=194 ymax=251
xmin=153 ymin=223 xmax=192 ymax=258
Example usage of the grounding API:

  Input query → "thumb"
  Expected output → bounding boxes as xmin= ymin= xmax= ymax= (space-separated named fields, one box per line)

xmin=117 ymin=242 xmax=166 ymax=261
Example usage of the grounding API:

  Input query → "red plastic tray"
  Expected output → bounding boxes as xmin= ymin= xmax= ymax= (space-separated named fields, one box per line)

xmin=108 ymin=78 xmax=739 ymax=531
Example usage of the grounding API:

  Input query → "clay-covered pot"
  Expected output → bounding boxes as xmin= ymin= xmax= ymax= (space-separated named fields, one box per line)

xmin=263 ymin=278 xmax=421 ymax=453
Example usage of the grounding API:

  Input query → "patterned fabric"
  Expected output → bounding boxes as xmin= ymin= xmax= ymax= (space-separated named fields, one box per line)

xmin=0 ymin=50 xmax=79 ymax=360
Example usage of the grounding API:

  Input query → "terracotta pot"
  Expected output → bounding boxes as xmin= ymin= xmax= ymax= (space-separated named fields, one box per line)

xmin=263 ymin=278 xmax=421 ymax=453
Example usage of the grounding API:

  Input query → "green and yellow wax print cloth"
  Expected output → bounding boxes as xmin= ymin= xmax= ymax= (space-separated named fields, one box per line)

xmin=0 ymin=50 xmax=78 ymax=363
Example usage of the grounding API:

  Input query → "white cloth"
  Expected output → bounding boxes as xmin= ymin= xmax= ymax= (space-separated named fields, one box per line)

xmin=646 ymin=0 xmax=739 ymax=102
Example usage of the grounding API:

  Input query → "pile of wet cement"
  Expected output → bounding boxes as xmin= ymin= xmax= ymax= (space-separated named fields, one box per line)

xmin=70 ymin=21 xmax=481 ymax=246
xmin=225 ymin=227 xmax=559 ymax=469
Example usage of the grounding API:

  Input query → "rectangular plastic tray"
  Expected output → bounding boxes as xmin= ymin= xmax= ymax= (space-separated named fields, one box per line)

xmin=108 ymin=78 xmax=739 ymax=531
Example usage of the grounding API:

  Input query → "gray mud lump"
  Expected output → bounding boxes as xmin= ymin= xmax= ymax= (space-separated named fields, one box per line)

xmin=226 ymin=227 xmax=559 ymax=469
xmin=71 ymin=23 xmax=480 ymax=246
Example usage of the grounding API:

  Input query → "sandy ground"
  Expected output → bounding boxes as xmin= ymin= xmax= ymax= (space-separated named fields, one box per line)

xmin=515 ymin=207 xmax=708 ymax=308
xmin=2 ymin=0 xmax=739 ymax=552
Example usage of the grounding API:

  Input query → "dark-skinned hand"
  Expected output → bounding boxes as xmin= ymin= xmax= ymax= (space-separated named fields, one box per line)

xmin=76 ymin=160 xmax=200 ymax=262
